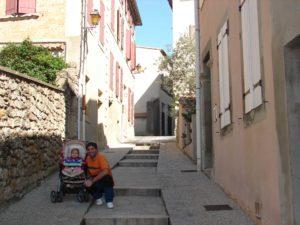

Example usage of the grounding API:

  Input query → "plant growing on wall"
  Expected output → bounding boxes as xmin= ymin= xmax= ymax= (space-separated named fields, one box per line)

xmin=158 ymin=34 xmax=196 ymax=104
xmin=0 ymin=39 xmax=67 ymax=84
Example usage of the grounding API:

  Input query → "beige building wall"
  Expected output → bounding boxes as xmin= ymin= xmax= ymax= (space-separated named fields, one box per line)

xmin=200 ymin=0 xmax=300 ymax=224
xmin=0 ymin=0 xmax=66 ymax=42
xmin=199 ymin=1 xmax=288 ymax=224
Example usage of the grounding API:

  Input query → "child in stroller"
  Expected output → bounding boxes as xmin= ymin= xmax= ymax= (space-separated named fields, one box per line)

xmin=50 ymin=140 xmax=89 ymax=203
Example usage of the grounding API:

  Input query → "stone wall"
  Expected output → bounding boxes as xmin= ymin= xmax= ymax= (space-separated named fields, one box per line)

xmin=0 ymin=67 xmax=66 ymax=204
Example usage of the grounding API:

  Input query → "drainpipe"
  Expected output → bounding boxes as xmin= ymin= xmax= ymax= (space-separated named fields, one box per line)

xmin=194 ymin=0 xmax=203 ymax=171
xmin=78 ymin=0 xmax=87 ymax=141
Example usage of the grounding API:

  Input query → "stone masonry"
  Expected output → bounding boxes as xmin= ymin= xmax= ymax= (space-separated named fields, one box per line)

xmin=0 ymin=67 xmax=66 ymax=204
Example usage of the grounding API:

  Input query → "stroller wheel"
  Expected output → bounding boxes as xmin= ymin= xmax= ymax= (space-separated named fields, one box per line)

xmin=77 ymin=191 xmax=85 ymax=203
xmin=50 ymin=191 xmax=57 ymax=203
xmin=56 ymin=191 xmax=63 ymax=202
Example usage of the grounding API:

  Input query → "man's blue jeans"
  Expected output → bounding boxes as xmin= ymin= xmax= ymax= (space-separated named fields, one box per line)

xmin=87 ymin=175 xmax=114 ymax=202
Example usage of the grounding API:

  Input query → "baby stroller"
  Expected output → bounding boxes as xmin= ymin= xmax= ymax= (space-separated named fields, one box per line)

xmin=50 ymin=140 xmax=89 ymax=203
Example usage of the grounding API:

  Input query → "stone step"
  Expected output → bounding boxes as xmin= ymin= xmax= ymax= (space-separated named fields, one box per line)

xmin=125 ymin=154 xmax=159 ymax=160
xmin=118 ymin=159 xmax=158 ymax=167
xmin=130 ymin=150 xmax=159 ymax=155
xmin=114 ymin=187 xmax=161 ymax=197
xmin=84 ymin=196 xmax=169 ymax=225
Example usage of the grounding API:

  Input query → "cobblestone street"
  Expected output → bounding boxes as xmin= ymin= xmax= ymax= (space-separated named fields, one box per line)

xmin=0 ymin=140 xmax=254 ymax=225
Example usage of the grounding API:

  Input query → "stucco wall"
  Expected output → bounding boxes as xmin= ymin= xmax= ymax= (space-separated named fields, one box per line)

xmin=200 ymin=1 xmax=283 ymax=224
xmin=0 ymin=67 xmax=65 ymax=204
xmin=268 ymin=1 xmax=300 ymax=224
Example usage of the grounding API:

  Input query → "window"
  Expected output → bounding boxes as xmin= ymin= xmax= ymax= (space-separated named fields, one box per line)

xmin=128 ymin=88 xmax=131 ymax=122
xmin=6 ymin=0 xmax=36 ymax=15
xmin=130 ymin=40 xmax=136 ymax=70
xmin=240 ymin=0 xmax=263 ymax=113
xmin=126 ymin=29 xmax=131 ymax=60
xmin=117 ymin=10 xmax=120 ymax=42
xmin=120 ymin=68 xmax=123 ymax=101
xmin=217 ymin=21 xmax=231 ymax=129
xmin=115 ymin=63 xmax=120 ymax=98
xmin=130 ymin=91 xmax=134 ymax=124
xmin=110 ymin=52 xmax=114 ymax=91
xmin=121 ymin=18 xmax=124 ymax=50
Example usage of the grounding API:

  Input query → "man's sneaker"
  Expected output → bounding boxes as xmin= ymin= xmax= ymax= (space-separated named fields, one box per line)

xmin=106 ymin=202 xmax=114 ymax=209
xmin=96 ymin=198 xmax=103 ymax=206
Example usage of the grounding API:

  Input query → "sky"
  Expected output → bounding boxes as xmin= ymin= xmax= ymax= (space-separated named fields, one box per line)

xmin=135 ymin=0 xmax=172 ymax=52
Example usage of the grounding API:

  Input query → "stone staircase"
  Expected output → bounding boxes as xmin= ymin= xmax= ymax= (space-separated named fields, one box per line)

xmin=83 ymin=143 xmax=170 ymax=225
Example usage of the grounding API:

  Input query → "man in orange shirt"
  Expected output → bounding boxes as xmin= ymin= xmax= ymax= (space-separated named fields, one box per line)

xmin=84 ymin=142 xmax=114 ymax=208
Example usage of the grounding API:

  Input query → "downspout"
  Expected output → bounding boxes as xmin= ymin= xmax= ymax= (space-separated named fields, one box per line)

xmin=194 ymin=0 xmax=203 ymax=171
xmin=78 ymin=0 xmax=87 ymax=141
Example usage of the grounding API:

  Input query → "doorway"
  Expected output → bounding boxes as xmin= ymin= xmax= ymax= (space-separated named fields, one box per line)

xmin=285 ymin=35 xmax=300 ymax=225
xmin=202 ymin=53 xmax=213 ymax=170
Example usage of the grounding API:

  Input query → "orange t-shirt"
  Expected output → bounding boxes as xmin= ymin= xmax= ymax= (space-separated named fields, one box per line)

xmin=86 ymin=153 xmax=112 ymax=177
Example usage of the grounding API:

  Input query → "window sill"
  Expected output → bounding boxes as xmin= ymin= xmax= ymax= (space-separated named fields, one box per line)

xmin=243 ymin=103 xmax=266 ymax=127
xmin=0 ymin=13 xmax=39 ymax=22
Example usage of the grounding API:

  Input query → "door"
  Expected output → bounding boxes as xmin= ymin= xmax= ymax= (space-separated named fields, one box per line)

xmin=285 ymin=36 xmax=300 ymax=225
xmin=202 ymin=53 xmax=213 ymax=170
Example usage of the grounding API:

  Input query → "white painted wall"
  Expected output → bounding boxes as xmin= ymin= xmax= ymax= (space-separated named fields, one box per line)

xmin=172 ymin=0 xmax=195 ymax=45
xmin=134 ymin=47 xmax=163 ymax=113
xmin=135 ymin=46 xmax=174 ymax=135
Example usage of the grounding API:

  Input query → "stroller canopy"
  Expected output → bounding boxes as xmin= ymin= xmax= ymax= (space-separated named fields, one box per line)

xmin=63 ymin=140 xmax=86 ymax=159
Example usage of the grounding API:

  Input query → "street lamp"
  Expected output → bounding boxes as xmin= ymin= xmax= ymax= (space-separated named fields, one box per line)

xmin=90 ymin=9 xmax=101 ymax=27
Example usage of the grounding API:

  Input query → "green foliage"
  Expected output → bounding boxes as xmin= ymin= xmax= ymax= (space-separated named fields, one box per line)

xmin=158 ymin=34 xmax=196 ymax=105
xmin=0 ymin=39 xmax=67 ymax=84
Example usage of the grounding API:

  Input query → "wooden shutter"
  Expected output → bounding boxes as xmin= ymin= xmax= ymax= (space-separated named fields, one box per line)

xmin=115 ymin=63 xmax=120 ymax=98
xmin=110 ymin=52 xmax=114 ymax=91
xmin=6 ymin=0 xmax=18 ymax=15
xmin=126 ymin=29 xmax=131 ymax=60
xmin=87 ymin=0 xmax=93 ymax=25
xmin=131 ymin=92 xmax=134 ymax=124
xmin=128 ymin=88 xmax=131 ymax=121
xmin=120 ymin=68 xmax=123 ymax=101
xmin=217 ymin=21 xmax=231 ymax=129
xmin=111 ymin=0 xmax=115 ymax=32
xmin=121 ymin=18 xmax=124 ymax=50
xmin=18 ymin=0 xmax=36 ymax=14
xmin=241 ymin=0 xmax=262 ymax=113
xmin=100 ymin=0 xmax=105 ymax=45
xmin=131 ymin=41 xmax=136 ymax=70
xmin=117 ymin=10 xmax=120 ymax=43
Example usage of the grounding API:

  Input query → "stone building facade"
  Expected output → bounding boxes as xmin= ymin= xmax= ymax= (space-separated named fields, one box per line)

xmin=0 ymin=67 xmax=66 ymax=204
xmin=0 ymin=0 xmax=141 ymax=147
xmin=199 ymin=0 xmax=300 ymax=225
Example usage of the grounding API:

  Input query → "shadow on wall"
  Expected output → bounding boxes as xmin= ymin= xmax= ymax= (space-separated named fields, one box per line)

xmin=0 ymin=135 xmax=63 ymax=205
xmin=85 ymin=99 xmax=108 ymax=149
xmin=135 ymin=76 xmax=161 ymax=110
xmin=97 ymin=123 xmax=108 ymax=149
xmin=134 ymin=76 xmax=162 ymax=136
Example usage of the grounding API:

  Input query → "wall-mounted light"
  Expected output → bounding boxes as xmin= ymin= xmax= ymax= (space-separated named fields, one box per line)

xmin=90 ymin=9 xmax=101 ymax=26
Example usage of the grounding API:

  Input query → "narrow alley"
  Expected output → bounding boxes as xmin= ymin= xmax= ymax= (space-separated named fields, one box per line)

xmin=0 ymin=139 xmax=254 ymax=225
xmin=0 ymin=0 xmax=300 ymax=224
